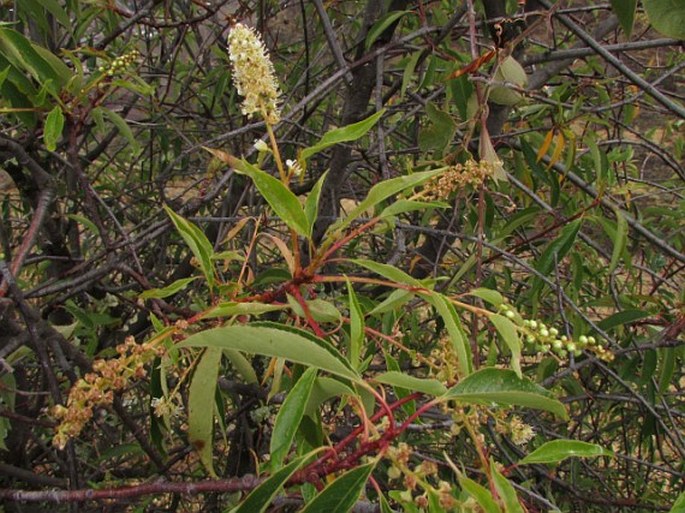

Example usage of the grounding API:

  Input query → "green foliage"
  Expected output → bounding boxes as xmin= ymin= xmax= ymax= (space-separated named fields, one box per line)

xmin=0 ymin=2 xmax=682 ymax=512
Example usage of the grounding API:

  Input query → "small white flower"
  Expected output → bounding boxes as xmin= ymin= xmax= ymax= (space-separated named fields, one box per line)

xmin=253 ymin=139 xmax=270 ymax=152
xmin=286 ymin=159 xmax=303 ymax=177
xmin=227 ymin=23 xmax=281 ymax=124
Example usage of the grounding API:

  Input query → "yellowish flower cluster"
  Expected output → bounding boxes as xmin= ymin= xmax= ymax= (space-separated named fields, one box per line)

xmin=52 ymin=336 xmax=165 ymax=449
xmin=227 ymin=23 xmax=281 ymax=124
xmin=386 ymin=443 xmax=456 ymax=509
xmin=424 ymin=159 xmax=494 ymax=199
xmin=508 ymin=414 xmax=536 ymax=445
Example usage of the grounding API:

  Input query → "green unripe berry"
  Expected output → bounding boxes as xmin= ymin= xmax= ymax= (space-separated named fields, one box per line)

xmin=529 ymin=320 xmax=538 ymax=329
xmin=552 ymin=339 xmax=563 ymax=350
xmin=588 ymin=336 xmax=596 ymax=345
xmin=549 ymin=327 xmax=559 ymax=336
xmin=540 ymin=328 xmax=549 ymax=337
xmin=505 ymin=310 xmax=515 ymax=319
xmin=579 ymin=335 xmax=588 ymax=344
xmin=566 ymin=342 xmax=577 ymax=352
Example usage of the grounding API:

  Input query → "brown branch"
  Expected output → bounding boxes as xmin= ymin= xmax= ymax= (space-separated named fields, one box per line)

xmin=0 ymin=475 xmax=261 ymax=503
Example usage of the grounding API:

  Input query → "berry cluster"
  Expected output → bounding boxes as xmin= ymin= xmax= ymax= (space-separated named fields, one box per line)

xmin=98 ymin=49 xmax=141 ymax=76
xmin=500 ymin=303 xmax=614 ymax=362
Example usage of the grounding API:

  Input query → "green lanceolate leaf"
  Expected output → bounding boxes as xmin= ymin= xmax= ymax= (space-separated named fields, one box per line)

xmin=489 ymin=314 xmax=522 ymax=378
xmin=139 ymin=277 xmax=198 ymax=299
xmin=299 ymin=109 xmax=386 ymax=162
xmin=609 ymin=208 xmax=628 ymax=273
xmin=270 ymin=368 xmax=317 ymax=468
xmin=187 ymin=347 xmax=222 ymax=476
xmin=199 ymin=302 xmax=287 ymax=320
xmin=365 ymin=11 xmax=410 ymax=50
xmin=95 ymin=107 xmax=140 ymax=152
xmin=299 ymin=463 xmax=376 ymax=513
xmin=43 ymin=105 xmax=64 ymax=151
xmin=469 ymin=288 xmax=504 ymax=307
xmin=458 ymin=474 xmax=501 ymax=513
xmin=378 ymin=199 xmax=448 ymax=219
xmin=491 ymin=460 xmax=524 ymax=513
xmin=236 ymin=160 xmax=310 ymax=238
xmin=164 ymin=205 xmax=215 ymax=289
xmin=177 ymin=323 xmax=359 ymax=381
xmin=350 ymin=258 xmax=424 ymax=288
xmin=0 ymin=28 xmax=64 ymax=94
xmin=518 ymin=440 xmax=613 ymax=465
xmin=334 ymin=168 xmax=445 ymax=234
xmin=304 ymin=171 xmax=328 ymax=237
xmin=610 ymin=0 xmax=637 ymax=37
xmin=423 ymin=293 xmax=473 ymax=377
xmin=669 ymin=491 xmax=685 ymax=513
xmin=443 ymin=368 xmax=568 ymax=419
xmin=530 ymin=219 xmax=582 ymax=297
xmin=231 ymin=455 xmax=307 ymax=513
xmin=346 ymin=279 xmax=364 ymax=370
xmin=374 ymin=371 xmax=447 ymax=396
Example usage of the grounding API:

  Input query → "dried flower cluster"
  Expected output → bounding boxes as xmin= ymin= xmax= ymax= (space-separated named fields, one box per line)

xmin=52 ymin=336 xmax=165 ymax=449
xmin=424 ymin=160 xmax=495 ymax=199
xmin=227 ymin=23 xmax=281 ymax=124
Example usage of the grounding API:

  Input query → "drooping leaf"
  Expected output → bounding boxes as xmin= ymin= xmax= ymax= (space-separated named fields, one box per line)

xmin=300 ymin=109 xmax=385 ymax=162
xmin=374 ymin=371 xmax=447 ymax=396
xmin=518 ymin=440 xmax=613 ymax=465
xmin=489 ymin=314 xmax=522 ymax=378
xmin=0 ymin=28 xmax=63 ymax=93
xmin=443 ymin=368 xmax=568 ymax=419
xmin=96 ymin=106 xmax=140 ymax=152
xmin=530 ymin=219 xmax=582 ymax=296
xmin=299 ymin=463 xmax=376 ymax=513
xmin=270 ymin=368 xmax=317 ymax=468
xmin=423 ymin=293 xmax=473 ymax=377
xmin=609 ymin=208 xmax=628 ymax=273
xmin=177 ymin=324 xmax=359 ymax=381
xmin=346 ymin=279 xmax=364 ymax=370
xmin=187 ymin=347 xmax=222 ymax=476
xmin=164 ymin=205 xmax=215 ymax=289
xmin=365 ymin=11 xmax=411 ymax=50
xmin=230 ymin=456 xmax=307 ymax=513
xmin=610 ymin=0 xmax=638 ymax=37
xmin=43 ymin=105 xmax=64 ymax=151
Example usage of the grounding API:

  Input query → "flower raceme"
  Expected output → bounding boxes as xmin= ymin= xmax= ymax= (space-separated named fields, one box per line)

xmin=227 ymin=23 xmax=281 ymax=125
